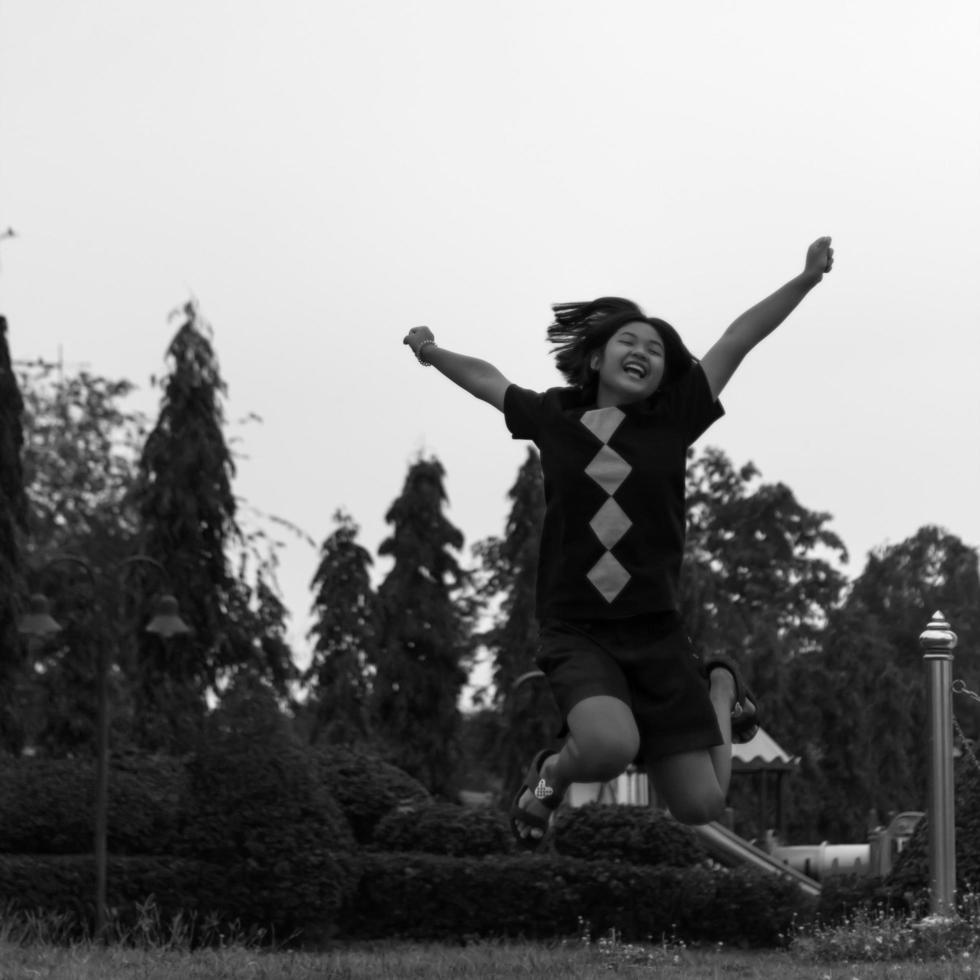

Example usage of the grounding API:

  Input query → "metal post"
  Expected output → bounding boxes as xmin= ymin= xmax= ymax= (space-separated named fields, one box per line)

xmin=919 ymin=611 xmax=958 ymax=920
xmin=94 ymin=640 xmax=109 ymax=941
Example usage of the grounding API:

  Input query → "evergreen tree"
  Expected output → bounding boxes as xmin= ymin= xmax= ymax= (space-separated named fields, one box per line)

xmin=472 ymin=448 xmax=559 ymax=800
xmin=0 ymin=316 xmax=29 ymax=754
xmin=373 ymin=458 xmax=471 ymax=797
xmin=132 ymin=301 xmax=295 ymax=752
xmin=305 ymin=510 xmax=379 ymax=746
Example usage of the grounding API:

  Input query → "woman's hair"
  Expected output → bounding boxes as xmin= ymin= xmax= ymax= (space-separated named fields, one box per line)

xmin=546 ymin=297 xmax=696 ymax=394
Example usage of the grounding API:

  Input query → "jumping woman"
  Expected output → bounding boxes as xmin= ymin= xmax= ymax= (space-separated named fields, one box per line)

xmin=403 ymin=237 xmax=834 ymax=846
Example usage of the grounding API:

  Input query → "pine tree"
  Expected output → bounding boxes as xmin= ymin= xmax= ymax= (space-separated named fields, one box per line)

xmin=0 ymin=316 xmax=29 ymax=753
xmin=373 ymin=458 xmax=471 ymax=797
xmin=472 ymin=447 xmax=559 ymax=800
xmin=306 ymin=510 xmax=379 ymax=746
xmin=132 ymin=300 xmax=294 ymax=752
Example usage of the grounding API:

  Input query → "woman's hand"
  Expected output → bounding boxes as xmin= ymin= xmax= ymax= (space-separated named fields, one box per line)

xmin=804 ymin=237 xmax=834 ymax=283
xmin=403 ymin=325 xmax=435 ymax=357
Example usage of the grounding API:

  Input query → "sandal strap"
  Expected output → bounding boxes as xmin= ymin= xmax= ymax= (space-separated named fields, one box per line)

xmin=520 ymin=749 xmax=562 ymax=808
xmin=703 ymin=653 xmax=750 ymax=704
xmin=703 ymin=653 xmax=760 ymax=743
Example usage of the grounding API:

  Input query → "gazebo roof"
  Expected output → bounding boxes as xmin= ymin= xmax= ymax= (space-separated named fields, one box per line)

xmin=732 ymin=727 xmax=800 ymax=773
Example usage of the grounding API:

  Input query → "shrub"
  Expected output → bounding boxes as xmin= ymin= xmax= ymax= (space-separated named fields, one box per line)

xmin=551 ymin=803 xmax=709 ymax=867
xmin=0 ymin=854 xmax=283 ymax=943
xmin=341 ymin=851 xmax=814 ymax=945
xmin=175 ymin=681 xmax=359 ymax=943
xmin=888 ymin=758 xmax=980 ymax=903
xmin=0 ymin=753 xmax=186 ymax=855
xmin=816 ymin=874 xmax=908 ymax=926
xmin=312 ymin=745 xmax=429 ymax=844
xmin=373 ymin=802 xmax=514 ymax=856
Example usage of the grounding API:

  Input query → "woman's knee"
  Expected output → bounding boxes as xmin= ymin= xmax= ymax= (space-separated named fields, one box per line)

xmin=649 ymin=751 xmax=727 ymax=826
xmin=565 ymin=696 xmax=640 ymax=781
xmin=664 ymin=787 xmax=727 ymax=826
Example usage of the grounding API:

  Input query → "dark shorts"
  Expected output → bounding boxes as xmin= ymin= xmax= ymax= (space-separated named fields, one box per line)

xmin=535 ymin=613 xmax=723 ymax=763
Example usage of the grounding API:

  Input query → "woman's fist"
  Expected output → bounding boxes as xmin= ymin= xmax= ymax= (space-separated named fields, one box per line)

xmin=403 ymin=325 xmax=435 ymax=356
xmin=804 ymin=237 xmax=834 ymax=282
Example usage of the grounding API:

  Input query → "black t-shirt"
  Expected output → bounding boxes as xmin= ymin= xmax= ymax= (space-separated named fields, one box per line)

xmin=503 ymin=363 xmax=724 ymax=621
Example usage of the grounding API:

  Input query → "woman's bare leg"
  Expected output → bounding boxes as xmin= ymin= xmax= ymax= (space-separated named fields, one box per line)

xmin=513 ymin=695 xmax=639 ymax=842
xmin=647 ymin=667 xmax=737 ymax=825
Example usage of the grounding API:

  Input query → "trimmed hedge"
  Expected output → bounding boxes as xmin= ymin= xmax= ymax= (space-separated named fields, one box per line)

xmin=551 ymin=803 xmax=709 ymax=866
xmin=341 ymin=851 xmax=814 ymax=945
xmin=373 ymin=802 xmax=514 ymax=856
xmin=888 ymin=759 xmax=980 ymax=902
xmin=0 ymin=754 xmax=186 ymax=855
xmin=312 ymin=746 xmax=430 ymax=845
xmin=0 ymin=854 xmax=231 ymax=937
xmin=171 ymin=682 xmax=359 ymax=943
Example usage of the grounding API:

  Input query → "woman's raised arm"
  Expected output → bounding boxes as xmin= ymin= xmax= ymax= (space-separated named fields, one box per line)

xmin=403 ymin=326 xmax=512 ymax=412
xmin=700 ymin=237 xmax=834 ymax=400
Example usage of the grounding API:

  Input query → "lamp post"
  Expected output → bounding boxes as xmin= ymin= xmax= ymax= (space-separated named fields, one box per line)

xmin=18 ymin=555 xmax=190 ymax=941
xmin=919 ymin=611 xmax=958 ymax=922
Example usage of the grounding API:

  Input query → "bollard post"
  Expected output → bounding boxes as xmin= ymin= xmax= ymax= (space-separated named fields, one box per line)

xmin=919 ymin=611 xmax=958 ymax=921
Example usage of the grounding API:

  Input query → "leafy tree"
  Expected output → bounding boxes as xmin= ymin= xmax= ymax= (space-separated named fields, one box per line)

xmin=679 ymin=448 xmax=850 ymax=840
xmin=14 ymin=363 xmax=148 ymax=756
xmin=471 ymin=448 xmax=559 ymax=801
xmin=305 ymin=510 xmax=379 ymax=746
xmin=0 ymin=316 xmax=29 ymax=753
xmin=132 ymin=301 xmax=295 ymax=752
xmin=373 ymin=457 xmax=471 ymax=797
xmin=788 ymin=597 xmax=915 ymax=842
xmin=683 ymin=447 xmax=848 ymax=657
xmin=681 ymin=448 xmax=848 ymax=737
xmin=799 ymin=526 xmax=980 ymax=841
xmin=18 ymin=363 xmax=146 ymax=569
xmin=845 ymin=525 xmax=980 ymax=667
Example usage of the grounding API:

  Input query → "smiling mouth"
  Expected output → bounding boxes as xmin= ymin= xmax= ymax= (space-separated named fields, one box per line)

xmin=623 ymin=361 xmax=648 ymax=380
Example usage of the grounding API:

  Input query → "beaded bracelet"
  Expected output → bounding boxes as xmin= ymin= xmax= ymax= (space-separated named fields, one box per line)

xmin=416 ymin=339 xmax=438 ymax=366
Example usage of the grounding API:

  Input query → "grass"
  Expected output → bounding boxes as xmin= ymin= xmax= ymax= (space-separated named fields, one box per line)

xmin=4 ymin=904 xmax=980 ymax=980
xmin=3 ymin=939 xmax=980 ymax=980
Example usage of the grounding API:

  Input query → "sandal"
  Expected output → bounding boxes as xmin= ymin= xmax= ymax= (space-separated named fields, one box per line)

xmin=509 ymin=748 xmax=562 ymax=851
xmin=703 ymin=653 xmax=760 ymax=744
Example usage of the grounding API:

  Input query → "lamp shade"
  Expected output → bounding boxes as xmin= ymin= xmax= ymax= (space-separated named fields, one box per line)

xmin=145 ymin=594 xmax=191 ymax=638
xmin=17 ymin=593 xmax=63 ymax=638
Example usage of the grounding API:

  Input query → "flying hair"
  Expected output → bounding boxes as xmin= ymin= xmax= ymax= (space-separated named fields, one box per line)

xmin=546 ymin=297 xmax=697 ymax=393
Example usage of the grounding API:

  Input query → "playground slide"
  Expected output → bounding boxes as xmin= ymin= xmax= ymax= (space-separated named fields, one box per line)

xmin=692 ymin=821 xmax=821 ymax=898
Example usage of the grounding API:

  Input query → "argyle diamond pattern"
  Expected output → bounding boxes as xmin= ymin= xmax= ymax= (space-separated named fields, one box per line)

xmin=580 ymin=407 xmax=632 ymax=603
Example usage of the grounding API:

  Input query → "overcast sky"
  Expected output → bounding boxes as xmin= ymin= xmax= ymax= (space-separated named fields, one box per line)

xmin=2 ymin=1 xmax=978 ymax=662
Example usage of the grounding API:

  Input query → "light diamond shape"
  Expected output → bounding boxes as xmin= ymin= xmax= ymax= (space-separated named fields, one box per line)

xmin=580 ymin=406 xmax=625 ymax=444
xmin=589 ymin=498 xmax=632 ymax=550
xmin=587 ymin=552 xmax=631 ymax=604
xmin=585 ymin=446 xmax=632 ymax=496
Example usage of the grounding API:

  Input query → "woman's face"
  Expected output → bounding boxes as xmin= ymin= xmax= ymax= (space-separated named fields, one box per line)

xmin=591 ymin=321 xmax=666 ymax=406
